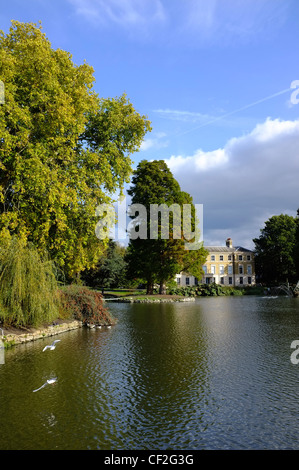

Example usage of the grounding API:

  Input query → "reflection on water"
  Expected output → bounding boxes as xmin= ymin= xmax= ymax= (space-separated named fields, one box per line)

xmin=0 ymin=296 xmax=299 ymax=450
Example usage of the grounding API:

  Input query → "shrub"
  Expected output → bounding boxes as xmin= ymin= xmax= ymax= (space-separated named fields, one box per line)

xmin=0 ymin=238 xmax=60 ymax=327
xmin=167 ymin=282 xmax=245 ymax=297
xmin=58 ymin=285 xmax=116 ymax=326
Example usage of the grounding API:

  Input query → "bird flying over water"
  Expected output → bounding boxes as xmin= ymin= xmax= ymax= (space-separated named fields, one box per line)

xmin=33 ymin=378 xmax=57 ymax=393
xmin=43 ymin=340 xmax=61 ymax=352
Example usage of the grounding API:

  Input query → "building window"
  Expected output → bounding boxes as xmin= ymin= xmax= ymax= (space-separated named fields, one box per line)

xmin=228 ymin=265 xmax=233 ymax=275
xmin=206 ymin=277 xmax=210 ymax=284
xmin=228 ymin=255 xmax=232 ymax=261
xmin=220 ymin=277 xmax=224 ymax=284
xmin=238 ymin=255 xmax=243 ymax=261
xmin=176 ymin=277 xmax=180 ymax=285
xmin=248 ymin=277 xmax=252 ymax=284
xmin=195 ymin=277 xmax=198 ymax=285
xmin=211 ymin=255 xmax=215 ymax=261
xmin=229 ymin=277 xmax=233 ymax=285
xmin=247 ymin=265 xmax=252 ymax=275
xmin=211 ymin=265 xmax=216 ymax=274
xmin=239 ymin=265 xmax=243 ymax=274
xmin=240 ymin=277 xmax=243 ymax=285
xmin=219 ymin=255 xmax=224 ymax=261
xmin=247 ymin=255 xmax=251 ymax=261
xmin=203 ymin=265 xmax=207 ymax=274
xmin=186 ymin=277 xmax=190 ymax=285
xmin=219 ymin=265 xmax=224 ymax=275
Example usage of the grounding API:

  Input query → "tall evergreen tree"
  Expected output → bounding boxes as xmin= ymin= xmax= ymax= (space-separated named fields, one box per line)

xmin=125 ymin=160 xmax=207 ymax=294
xmin=82 ymin=240 xmax=127 ymax=289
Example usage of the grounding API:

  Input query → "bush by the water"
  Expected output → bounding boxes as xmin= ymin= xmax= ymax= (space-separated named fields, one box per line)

xmin=167 ymin=282 xmax=244 ymax=297
xmin=0 ymin=238 xmax=60 ymax=327
xmin=59 ymin=285 xmax=116 ymax=326
xmin=0 ymin=239 xmax=115 ymax=328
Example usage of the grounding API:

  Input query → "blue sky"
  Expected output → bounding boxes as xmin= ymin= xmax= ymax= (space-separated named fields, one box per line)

xmin=1 ymin=0 xmax=299 ymax=248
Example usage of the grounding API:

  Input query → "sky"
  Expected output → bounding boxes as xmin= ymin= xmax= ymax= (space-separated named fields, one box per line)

xmin=1 ymin=0 xmax=299 ymax=249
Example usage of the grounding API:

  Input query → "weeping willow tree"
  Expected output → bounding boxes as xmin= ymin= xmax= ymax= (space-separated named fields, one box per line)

xmin=0 ymin=238 xmax=60 ymax=327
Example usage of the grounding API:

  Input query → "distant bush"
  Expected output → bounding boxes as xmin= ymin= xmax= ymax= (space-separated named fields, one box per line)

xmin=0 ymin=238 xmax=60 ymax=327
xmin=167 ymin=282 xmax=244 ymax=297
xmin=242 ymin=285 xmax=265 ymax=295
xmin=59 ymin=285 xmax=116 ymax=325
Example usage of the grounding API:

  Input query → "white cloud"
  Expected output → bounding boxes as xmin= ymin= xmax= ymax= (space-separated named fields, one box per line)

xmin=167 ymin=148 xmax=228 ymax=172
xmin=169 ymin=0 xmax=291 ymax=46
xmin=165 ymin=118 xmax=299 ymax=248
xmin=68 ymin=0 xmax=165 ymax=28
xmin=153 ymin=108 xmax=214 ymax=123
xmin=140 ymin=132 xmax=168 ymax=151
xmin=68 ymin=0 xmax=290 ymax=45
xmin=250 ymin=118 xmax=299 ymax=142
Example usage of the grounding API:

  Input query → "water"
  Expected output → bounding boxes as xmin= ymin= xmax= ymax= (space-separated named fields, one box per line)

xmin=0 ymin=296 xmax=299 ymax=450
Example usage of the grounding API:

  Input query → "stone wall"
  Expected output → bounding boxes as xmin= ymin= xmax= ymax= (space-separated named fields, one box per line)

xmin=2 ymin=320 xmax=83 ymax=348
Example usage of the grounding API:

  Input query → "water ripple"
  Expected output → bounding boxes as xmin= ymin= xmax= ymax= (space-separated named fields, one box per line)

xmin=1 ymin=297 xmax=299 ymax=449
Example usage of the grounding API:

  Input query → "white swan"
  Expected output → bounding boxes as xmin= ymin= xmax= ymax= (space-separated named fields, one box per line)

xmin=43 ymin=340 xmax=61 ymax=352
xmin=33 ymin=378 xmax=57 ymax=392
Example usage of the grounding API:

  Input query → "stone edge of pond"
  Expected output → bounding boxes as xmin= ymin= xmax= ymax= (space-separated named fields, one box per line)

xmin=1 ymin=320 xmax=84 ymax=348
xmin=104 ymin=297 xmax=196 ymax=303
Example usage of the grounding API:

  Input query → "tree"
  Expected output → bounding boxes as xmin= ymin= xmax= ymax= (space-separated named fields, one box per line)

xmin=0 ymin=237 xmax=60 ymax=327
xmin=125 ymin=160 xmax=207 ymax=294
xmin=0 ymin=21 xmax=151 ymax=279
xmin=253 ymin=214 xmax=297 ymax=284
xmin=82 ymin=240 xmax=128 ymax=289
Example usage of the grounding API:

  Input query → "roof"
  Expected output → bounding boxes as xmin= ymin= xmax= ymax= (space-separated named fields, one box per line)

xmin=205 ymin=245 xmax=254 ymax=253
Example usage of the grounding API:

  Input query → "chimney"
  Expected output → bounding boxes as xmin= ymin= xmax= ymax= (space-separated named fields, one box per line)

xmin=226 ymin=238 xmax=233 ymax=248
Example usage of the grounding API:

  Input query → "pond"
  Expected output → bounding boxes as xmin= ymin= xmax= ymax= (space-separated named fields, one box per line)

xmin=0 ymin=296 xmax=299 ymax=450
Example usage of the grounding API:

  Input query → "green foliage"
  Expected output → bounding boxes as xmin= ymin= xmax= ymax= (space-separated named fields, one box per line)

xmin=125 ymin=160 xmax=207 ymax=294
xmin=167 ymin=282 xmax=244 ymax=297
xmin=0 ymin=21 xmax=151 ymax=279
xmin=58 ymin=285 xmax=115 ymax=326
xmin=253 ymin=214 xmax=297 ymax=283
xmin=82 ymin=240 xmax=128 ymax=289
xmin=0 ymin=238 xmax=60 ymax=327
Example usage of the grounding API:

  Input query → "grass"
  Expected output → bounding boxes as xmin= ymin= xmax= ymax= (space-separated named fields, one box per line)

xmin=102 ymin=288 xmax=146 ymax=298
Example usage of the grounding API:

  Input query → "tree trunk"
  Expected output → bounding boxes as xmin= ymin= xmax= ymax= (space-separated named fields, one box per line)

xmin=147 ymin=281 xmax=153 ymax=295
xmin=159 ymin=282 xmax=166 ymax=295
